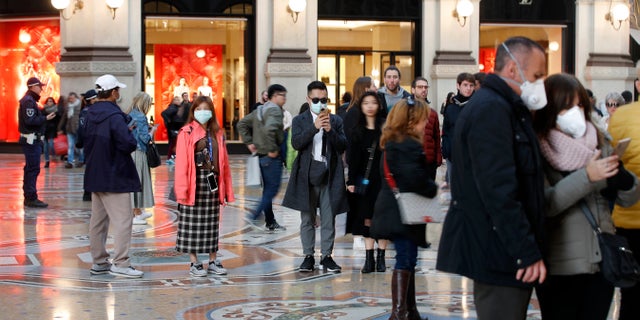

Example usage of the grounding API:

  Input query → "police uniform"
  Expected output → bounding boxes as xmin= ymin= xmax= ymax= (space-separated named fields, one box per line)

xmin=19 ymin=77 xmax=48 ymax=208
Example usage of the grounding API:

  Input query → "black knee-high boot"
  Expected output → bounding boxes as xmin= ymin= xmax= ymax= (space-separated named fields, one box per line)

xmin=407 ymin=271 xmax=427 ymax=320
xmin=362 ymin=249 xmax=375 ymax=273
xmin=376 ymin=248 xmax=386 ymax=272
xmin=389 ymin=269 xmax=411 ymax=320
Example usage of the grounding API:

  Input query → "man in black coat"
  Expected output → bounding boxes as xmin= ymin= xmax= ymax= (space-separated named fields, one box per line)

xmin=283 ymin=80 xmax=348 ymax=274
xmin=436 ymin=36 xmax=548 ymax=320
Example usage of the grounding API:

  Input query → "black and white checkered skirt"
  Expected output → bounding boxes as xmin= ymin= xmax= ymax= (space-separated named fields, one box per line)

xmin=175 ymin=169 xmax=220 ymax=254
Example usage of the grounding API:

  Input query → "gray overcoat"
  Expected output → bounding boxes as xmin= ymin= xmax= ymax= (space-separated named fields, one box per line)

xmin=282 ymin=110 xmax=349 ymax=215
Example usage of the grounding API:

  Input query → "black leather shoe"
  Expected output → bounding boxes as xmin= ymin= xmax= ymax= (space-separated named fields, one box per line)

xmin=24 ymin=199 xmax=48 ymax=208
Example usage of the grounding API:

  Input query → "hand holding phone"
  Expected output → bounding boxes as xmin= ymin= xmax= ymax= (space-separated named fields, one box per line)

xmin=614 ymin=138 xmax=631 ymax=158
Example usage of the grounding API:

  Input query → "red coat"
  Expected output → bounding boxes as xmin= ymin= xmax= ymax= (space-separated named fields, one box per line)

xmin=174 ymin=121 xmax=235 ymax=206
xmin=422 ymin=108 xmax=442 ymax=166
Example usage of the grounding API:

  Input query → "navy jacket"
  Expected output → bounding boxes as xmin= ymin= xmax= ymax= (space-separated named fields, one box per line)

xmin=18 ymin=91 xmax=46 ymax=135
xmin=83 ymin=100 xmax=141 ymax=193
xmin=436 ymin=74 xmax=546 ymax=288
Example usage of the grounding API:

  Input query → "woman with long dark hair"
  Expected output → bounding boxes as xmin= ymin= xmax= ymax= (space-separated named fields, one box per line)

xmin=346 ymin=91 xmax=389 ymax=273
xmin=533 ymin=73 xmax=639 ymax=319
xmin=174 ymin=96 xmax=235 ymax=277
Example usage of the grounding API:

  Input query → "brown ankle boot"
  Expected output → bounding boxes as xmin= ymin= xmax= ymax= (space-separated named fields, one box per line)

xmin=389 ymin=269 xmax=411 ymax=320
xmin=361 ymin=249 xmax=375 ymax=273
xmin=407 ymin=271 xmax=426 ymax=320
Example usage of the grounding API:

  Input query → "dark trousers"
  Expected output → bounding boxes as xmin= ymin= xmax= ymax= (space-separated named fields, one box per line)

xmin=255 ymin=155 xmax=282 ymax=225
xmin=536 ymin=273 xmax=614 ymax=320
xmin=21 ymin=139 xmax=42 ymax=200
xmin=617 ymin=228 xmax=640 ymax=320
xmin=393 ymin=236 xmax=418 ymax=270
xmin=473 ymin=281 xmax=532 ymax=320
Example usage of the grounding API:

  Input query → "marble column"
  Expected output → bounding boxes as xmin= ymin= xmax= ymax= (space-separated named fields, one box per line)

xmin=424 ymin=0 xmax=479 ymax=113
xmin=577 ymin=0 xmax=635 ymax=100
xmin=264 ymin=0 xmax=316 ymax=115
xmin=55 ymin=0 xmax=140 ymax=106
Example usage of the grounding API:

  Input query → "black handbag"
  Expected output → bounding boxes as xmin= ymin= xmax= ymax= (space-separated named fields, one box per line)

xmin=579 ymin=201 xmax=640 ymax=288
xmin=354 ymin=140 xmax=377 ymax=195
xmin=146 ymin=140 xmax=161 ymax=168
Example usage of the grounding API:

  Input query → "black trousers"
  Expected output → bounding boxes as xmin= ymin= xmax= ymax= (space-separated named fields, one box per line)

xmin=473 ymin=281 xmax=532 ymax=320
xmin=536 ymin=272 xmax=614 ymax=320
xmin=617 ymin=228 xmax=640 ymax=320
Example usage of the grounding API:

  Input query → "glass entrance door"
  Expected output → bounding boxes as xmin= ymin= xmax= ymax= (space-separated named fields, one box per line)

xmin=318 ymin=53 xmax=369 ymax=112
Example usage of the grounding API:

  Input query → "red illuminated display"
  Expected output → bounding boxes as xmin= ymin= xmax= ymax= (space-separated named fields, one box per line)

xmin=0 ymin=19 xmax=60 ymax=142
xmin=153 ymin=44 xmax=224 ymax=140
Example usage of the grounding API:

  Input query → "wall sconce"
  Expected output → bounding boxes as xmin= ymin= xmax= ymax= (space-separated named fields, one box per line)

xmin=51 ymin=0 xmax=84 ymax=21
xmin=453 ymin=0 xmax=474 ymax=27
xmin=605 ymin=1 xmax=630 ymax=30
xmin=288 ymin=0 xmax=306 ymax=23
xmin=105 ymin=0 xmax=124 ymax=20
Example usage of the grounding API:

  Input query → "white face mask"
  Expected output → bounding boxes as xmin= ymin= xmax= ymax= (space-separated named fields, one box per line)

xmin=556 ymin=105 xmax=587 ymax=138
xmin=194 ymin=110 xmax=212 ymax=124
xmin=501 ymin=43 xmax=548 ymax=111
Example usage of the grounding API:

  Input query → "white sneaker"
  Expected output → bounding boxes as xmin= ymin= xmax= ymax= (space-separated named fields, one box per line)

xmin=109 ymin=265 xmax=144 ymax=278
xmin=133 ymin=216 xmax=147 ymax=225
xmin=208 ymin=260 xmax=227 ymax=275
xmin=190 ymin=263 xmax=207 ymax=277
xmin=138 ymin=211 xmax=152 ymax=220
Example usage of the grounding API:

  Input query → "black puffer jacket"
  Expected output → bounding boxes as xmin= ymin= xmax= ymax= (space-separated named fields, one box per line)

xmin=371 ymin=138 xmax=438 ymax=247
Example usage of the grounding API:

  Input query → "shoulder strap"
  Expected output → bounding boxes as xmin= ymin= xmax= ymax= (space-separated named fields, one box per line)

xmin=578 ymin=200 xmax=602 ymax=234
xmin=383 ymin=152 xmax=398 ymax=192
xmin=363 ymin=139 xmax=378 ymax=180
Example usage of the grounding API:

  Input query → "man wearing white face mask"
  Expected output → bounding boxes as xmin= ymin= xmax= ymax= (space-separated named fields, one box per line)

xmin=437 ymin=37 xmax=548 ymax=320
xmin=283 ymin=80 xmax=348 ymax=273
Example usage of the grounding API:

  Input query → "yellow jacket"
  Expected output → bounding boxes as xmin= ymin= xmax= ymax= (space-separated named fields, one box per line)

xmin=608 ymin=102 xmax=640 ymax=229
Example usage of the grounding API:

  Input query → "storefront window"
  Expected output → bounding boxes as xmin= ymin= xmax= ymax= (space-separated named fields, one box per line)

xmin=479 ymin=25 xmax=564 ymax=75
xmin=0 ymin=18 xmax=60 ymax=142
xmin=318 ymin=20 xmax=415 ymax=108
xmin=144 ymin=18 xmax=247 ymax=141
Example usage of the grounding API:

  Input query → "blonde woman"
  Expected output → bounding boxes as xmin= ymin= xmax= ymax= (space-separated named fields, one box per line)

xmin=125 ymin=92 xmax=155 ymax=225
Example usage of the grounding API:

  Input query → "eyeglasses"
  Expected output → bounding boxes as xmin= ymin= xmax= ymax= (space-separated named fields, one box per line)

xmin=606 ymin=102 xmax=618 ymax=108
xmin=275 ymin=93 xmax=287 ymax=98
xmin=309 ymin=97 xmax=328 ymax=104
xmin=415 ymin=85 xmax=430 ymax=89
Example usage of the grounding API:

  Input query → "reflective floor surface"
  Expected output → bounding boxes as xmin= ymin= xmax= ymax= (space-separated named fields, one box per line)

xmin=0 ymin=154 xmax=620 ymax=319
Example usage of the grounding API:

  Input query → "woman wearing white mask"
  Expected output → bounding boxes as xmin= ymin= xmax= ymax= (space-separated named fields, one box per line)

xmin=174 ymin=96 xmax=235 ymax=277
xmin=533 ymin=73 xmax=640 ymax=319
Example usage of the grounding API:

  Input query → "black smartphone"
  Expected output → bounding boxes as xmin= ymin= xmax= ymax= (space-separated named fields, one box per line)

xmin=206 ymin=172 xmax=218 ymax=192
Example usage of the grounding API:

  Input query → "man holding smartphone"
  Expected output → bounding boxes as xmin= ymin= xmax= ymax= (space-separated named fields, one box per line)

xmin=283 ymin=80 xmax=349 ymax=273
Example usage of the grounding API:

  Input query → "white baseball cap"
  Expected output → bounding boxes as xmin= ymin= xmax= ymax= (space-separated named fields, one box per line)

xmin=95 ymin=74 xmax=127 ymax=91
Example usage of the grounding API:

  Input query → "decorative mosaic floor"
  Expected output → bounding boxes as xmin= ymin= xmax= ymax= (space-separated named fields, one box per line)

xmin=0 ymin=154 xmax=619 ymax=319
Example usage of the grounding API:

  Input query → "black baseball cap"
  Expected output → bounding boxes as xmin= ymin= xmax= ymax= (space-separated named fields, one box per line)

xmin=27 ymin=77 xmax=45 ymax=87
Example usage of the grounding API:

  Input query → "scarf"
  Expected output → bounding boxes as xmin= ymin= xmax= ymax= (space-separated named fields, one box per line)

xmin=539 ymin=122 xmax=598 ymax=172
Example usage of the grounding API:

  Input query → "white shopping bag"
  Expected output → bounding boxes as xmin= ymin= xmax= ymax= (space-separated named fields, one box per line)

xmin=246 ymin=154 xmax=261 ymax=186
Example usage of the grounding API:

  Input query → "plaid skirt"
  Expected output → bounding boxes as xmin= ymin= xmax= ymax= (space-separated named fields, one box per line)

xmin=176 ymin=170 xmax=220 ymax=254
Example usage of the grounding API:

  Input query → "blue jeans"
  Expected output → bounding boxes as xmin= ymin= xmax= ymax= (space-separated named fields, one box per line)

xmin=43 ymin=137 xmax=54 ymax=162
xmin=393 ymin=236 xmax=418 ymax=271
xmin=255 ymin=155 xmax=282 ymax=225
xmin=66 ymin=133 xmax=84 ymax=163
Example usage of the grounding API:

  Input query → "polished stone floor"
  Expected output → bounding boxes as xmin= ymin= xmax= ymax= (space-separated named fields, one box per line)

xmin=0 ymin=154 xmax=620 ymax=319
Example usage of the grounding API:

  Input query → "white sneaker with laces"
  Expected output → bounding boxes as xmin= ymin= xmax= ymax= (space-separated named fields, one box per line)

xmin=190 ymin=263 xmax=207 ymax=277
xmin=208 ymin=260 xmax=227 ymax=275
xmin=109 ymin=265 xmax=144 ymax=278
xmin=133 ymin=216 xmax=147 ymax=225
xmin=138 ymin=211 xmax=152 ymax=220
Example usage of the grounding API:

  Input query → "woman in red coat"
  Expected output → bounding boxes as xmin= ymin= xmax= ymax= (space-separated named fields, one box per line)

xmin=174 ymin=96 xmax=235 ymax=277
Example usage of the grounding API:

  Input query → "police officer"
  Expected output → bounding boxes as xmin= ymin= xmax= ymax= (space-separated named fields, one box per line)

xmin=19 ymin=77 xmax=55 ymax=208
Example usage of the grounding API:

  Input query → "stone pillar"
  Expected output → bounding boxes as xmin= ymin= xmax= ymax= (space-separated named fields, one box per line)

xmin=424 ymin=0 xmax=479 ymax=113
xmin=264 ymin=0 xmax=316 ymax=115
xmin=55 ymin=0 xmax=140 ymax=106
xmin=577 ymin=0 xmax=635 ymax=100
